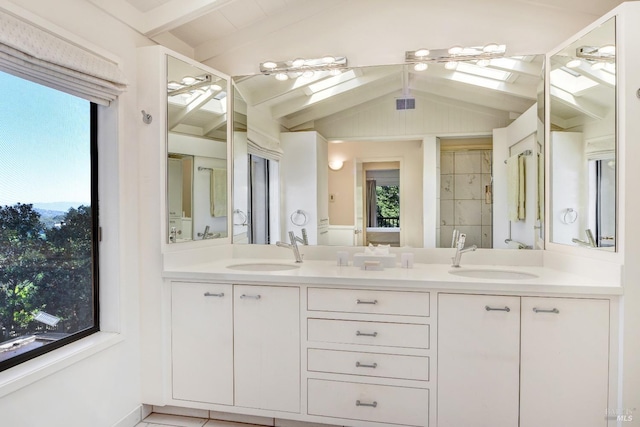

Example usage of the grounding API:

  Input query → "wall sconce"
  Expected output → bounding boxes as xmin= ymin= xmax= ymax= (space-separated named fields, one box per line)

xmin=328 ymin=160 xmax=344 ymax=171
xmin=260 ymin=56 xmax=348 ymax=81
xmin=167 ymin=74 xmax=216 ymax=96
xmin=405 ymin=44 xmax=506 ymax=71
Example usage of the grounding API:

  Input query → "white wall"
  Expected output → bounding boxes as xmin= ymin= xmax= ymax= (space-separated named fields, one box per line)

xmin=0 ymin=0 xmax=151 ymax=426
xmin=315 ymin=91 xmax=510 ymax=139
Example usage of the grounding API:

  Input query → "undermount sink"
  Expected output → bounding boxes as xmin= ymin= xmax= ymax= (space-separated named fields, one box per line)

xmin=226 ymin=262 xmax=301 ymax=272
xmin=448 ymin=268 xmax=538 ymax=280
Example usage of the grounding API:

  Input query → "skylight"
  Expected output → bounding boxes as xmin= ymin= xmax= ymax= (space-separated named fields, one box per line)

xmin=455 ymin=61 xmax=511 ymax=81
xmin=550 ymin=68 xmax=598 ymax=94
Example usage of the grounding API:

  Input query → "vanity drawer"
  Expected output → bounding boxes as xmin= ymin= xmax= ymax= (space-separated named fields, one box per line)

xmin=308 ymin=379 xmax=429 ymax=427
xmin=308 ymin=318 xmax=429 ymax=349
xmin=308 ymin=288 xmax=430 ymax=317
xmin=308 ymin=348 xmax=429 ymax=381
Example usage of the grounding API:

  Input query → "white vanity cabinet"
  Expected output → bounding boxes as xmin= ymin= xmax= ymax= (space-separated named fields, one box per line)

xmin=520 ymin=297 xmax=609 ymax=427
xmin=171 ymin=282 xmax=234 ymax=405
xmin=306 ymin=287 xmax=432 ymax=427
xmin=438 ymin=293 xmax=610 ymax=427
xmin=437 ymin=294 xmax=521 ymax=427
xmin=234 ymin=285 xmax=300 ymax=413
xmin=170 ymin=283 xmax=300 ymax=413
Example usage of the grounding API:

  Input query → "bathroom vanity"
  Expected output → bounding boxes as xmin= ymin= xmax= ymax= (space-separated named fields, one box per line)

xmin=160 ymin=258 xmax=619 ymax=427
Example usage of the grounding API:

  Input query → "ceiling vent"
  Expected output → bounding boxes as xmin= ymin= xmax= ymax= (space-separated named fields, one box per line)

xmin=396 ymin=98 xmax=415 ymax=110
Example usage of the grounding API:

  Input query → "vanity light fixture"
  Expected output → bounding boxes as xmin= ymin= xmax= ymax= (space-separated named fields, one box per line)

xmin=167 ymin=74 xmax=215 ymax=96
xmin=260 ymin=56 xmax=348 ymax=80
xmin=405 ymin=44 xmax=506 ymax=70
xmin=576 ymin=45 xmax=615 ymax=62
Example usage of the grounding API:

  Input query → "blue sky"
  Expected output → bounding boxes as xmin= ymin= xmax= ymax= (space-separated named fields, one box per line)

xmin=0 ymin=71 xmax=90 ymax=209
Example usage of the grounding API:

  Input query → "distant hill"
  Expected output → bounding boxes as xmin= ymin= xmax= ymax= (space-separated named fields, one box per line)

xmin=32 ymin=203 xmax=87 ymax=229
xmin=32 ymin=202 xmax=86 ymax=212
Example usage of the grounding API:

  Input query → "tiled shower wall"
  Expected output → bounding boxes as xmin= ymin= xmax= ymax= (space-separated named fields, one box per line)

xmin=440 ymin=150 xmax=493 ymax=248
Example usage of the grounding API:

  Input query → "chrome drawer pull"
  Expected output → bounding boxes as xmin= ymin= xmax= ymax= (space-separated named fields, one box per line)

xmin=533 ymin=307 xmax=559 ymax=314
xmin=356 ymin=299 xmax=378 ymax=305
xmin=356 ymin=331 xmax=378 ymax=337
xmin=356 ymin=400 xmax=378 ymax=408
xmin=240 ymin=294 xmax=261 ymax=300
xmin=356 ymin=362 xmax=378 ymax=369
xmin=204 ymin=292 xmax=224 ymax=297
xmin=485 ymin=305 xmax=510 ymax=312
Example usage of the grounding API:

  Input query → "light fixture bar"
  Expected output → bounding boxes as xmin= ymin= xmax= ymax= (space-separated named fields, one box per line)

xmin=576 ymin=46 xmax=615 ymax=63
xmin=405 ymin=44 xmax=506 ymax=65
xmin=168 ymin=74 xmax=213 ymax=96
xmin=259 ymin=56 xmax=348 ymax=75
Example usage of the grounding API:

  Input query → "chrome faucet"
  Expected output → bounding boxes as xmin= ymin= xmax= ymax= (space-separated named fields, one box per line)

xmin=276 ymin=230 xmax=305 ymax=263
xmin=451 ymin=233 xmax=477 ymax=268
xmin=572 ymin=229 xmax=597 ymax=248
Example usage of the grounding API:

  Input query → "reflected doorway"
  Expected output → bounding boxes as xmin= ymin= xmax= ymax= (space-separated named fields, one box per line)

xmin=362 ymin=162 xmax=400 ymax=247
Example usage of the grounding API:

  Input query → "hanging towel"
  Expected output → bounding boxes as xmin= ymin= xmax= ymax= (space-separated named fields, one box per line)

xmin=518 ymin=155 xmax=526 ymax=220
xmin=537 ymin=153 xmax=544 ymax=222
xmin=507 ymin=155 xmax=526 ymax=221
xmin=210 ymin=169 xmax=227 ymax=217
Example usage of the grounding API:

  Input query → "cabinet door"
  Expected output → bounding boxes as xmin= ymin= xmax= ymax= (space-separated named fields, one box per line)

xmin=234 ymin=285 xmax=300 ymax=413
xmin=520 ymin=297 xmax=609 ymax=427
xmin=171 ymin=282 xmax=233 ymax=404
xmin=438 ymin=293 xmax=520 ymax=427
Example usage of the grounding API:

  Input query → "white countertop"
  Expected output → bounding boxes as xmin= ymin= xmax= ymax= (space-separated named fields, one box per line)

xmin=163 ymin=258 xmax=623 ymax=296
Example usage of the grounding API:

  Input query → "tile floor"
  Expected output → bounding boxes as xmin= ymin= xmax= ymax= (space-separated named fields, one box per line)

xmin=135 ymin=412 xmax=341 ymax=427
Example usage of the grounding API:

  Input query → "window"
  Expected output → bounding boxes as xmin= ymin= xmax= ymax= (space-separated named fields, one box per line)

xmin=0 ymin=70 xmax=98 ymax=371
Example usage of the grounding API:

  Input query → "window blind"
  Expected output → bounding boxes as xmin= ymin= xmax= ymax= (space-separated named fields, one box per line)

xmin=0 ymin=10 xmax=127 ymax=105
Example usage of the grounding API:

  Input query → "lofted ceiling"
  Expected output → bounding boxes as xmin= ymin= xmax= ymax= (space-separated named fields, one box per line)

xmin=89 ymin=0 xmax=626 ymax=136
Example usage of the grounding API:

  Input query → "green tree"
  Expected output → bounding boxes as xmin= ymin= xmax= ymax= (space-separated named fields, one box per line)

xmin=0 ymin=204 xmax=47 ymax=335
xmin=41 ymin=205 xmax=94 ymax=333
xmin=376 ymin=185 xmax=400 ymax=225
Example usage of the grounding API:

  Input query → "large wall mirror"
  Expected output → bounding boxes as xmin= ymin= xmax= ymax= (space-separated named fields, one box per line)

xmin=232 ymin=55 xmax=544 ymax=249
xmin=167 ymin=55 xmax=229 ymax=243
xmin=549 ymin=17 xmax=616 ymax=250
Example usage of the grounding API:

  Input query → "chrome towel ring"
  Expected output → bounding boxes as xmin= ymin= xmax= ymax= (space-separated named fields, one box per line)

xmin=290 ymin=209 xmax=308 ymax=226
xmin=561 ymin=208 xmax=578 ymax=224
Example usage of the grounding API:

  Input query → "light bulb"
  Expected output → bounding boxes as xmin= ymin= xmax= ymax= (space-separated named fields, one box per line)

xmin=292 ymin=58 xmax=305 ymax=68
xmin=591 ymin=61 xmax=605 ymax=70
xmin=477 ymin=59 xmax=490 ymax=67
xmin=167 ymin=81 xmax=182 ymax=90
xmin=482 ymin=43 xmax=500 ymax=53
xmin=322 ymin=55 xmax=336 ymax=64
xmin=302 ymin=70 xmax=315 ymax=78
xmin=444 ymin=61 xmax=458 ymax=70
xmin=448 ymin=45 xmax=463 ymax=55
xmin=210 ymin=84 xmax=222 ymax=91
xmin=262 ymin=61 xmax=278 ymax=70
xmin=598 ymin=45 xmax=615 ymax=55
xmin=566 ymin=59 xmax=581 ymax=68
xmin=415 ymin=48 xmax=430 ymax=58
xmin=414 ymin=62 xmax=428 ymax=71
xmin=181 ymin=76 xmax=196 ymax=85
xmin=275 ymin=72 xmax=289 ymax=81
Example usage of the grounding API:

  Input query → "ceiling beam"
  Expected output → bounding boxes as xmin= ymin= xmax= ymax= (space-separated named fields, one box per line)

xmin=549 ymin=85 xmax=606 ymax=120
xmin=194 ymin=0 xmax=346 ymax=62
xmin=204 ymin=114 xmax=227 ymax=136
xmin=143 ymin=0 xmax=236 ymax=37
xmin=168 ymin=89 xmax=222 ymax=130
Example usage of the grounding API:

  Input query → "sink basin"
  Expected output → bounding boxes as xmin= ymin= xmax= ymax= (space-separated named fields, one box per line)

xmin=449 ymin=268 xmax=538 ymax=280
xmin=226 ymin=262 xmax=300 ymax=272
